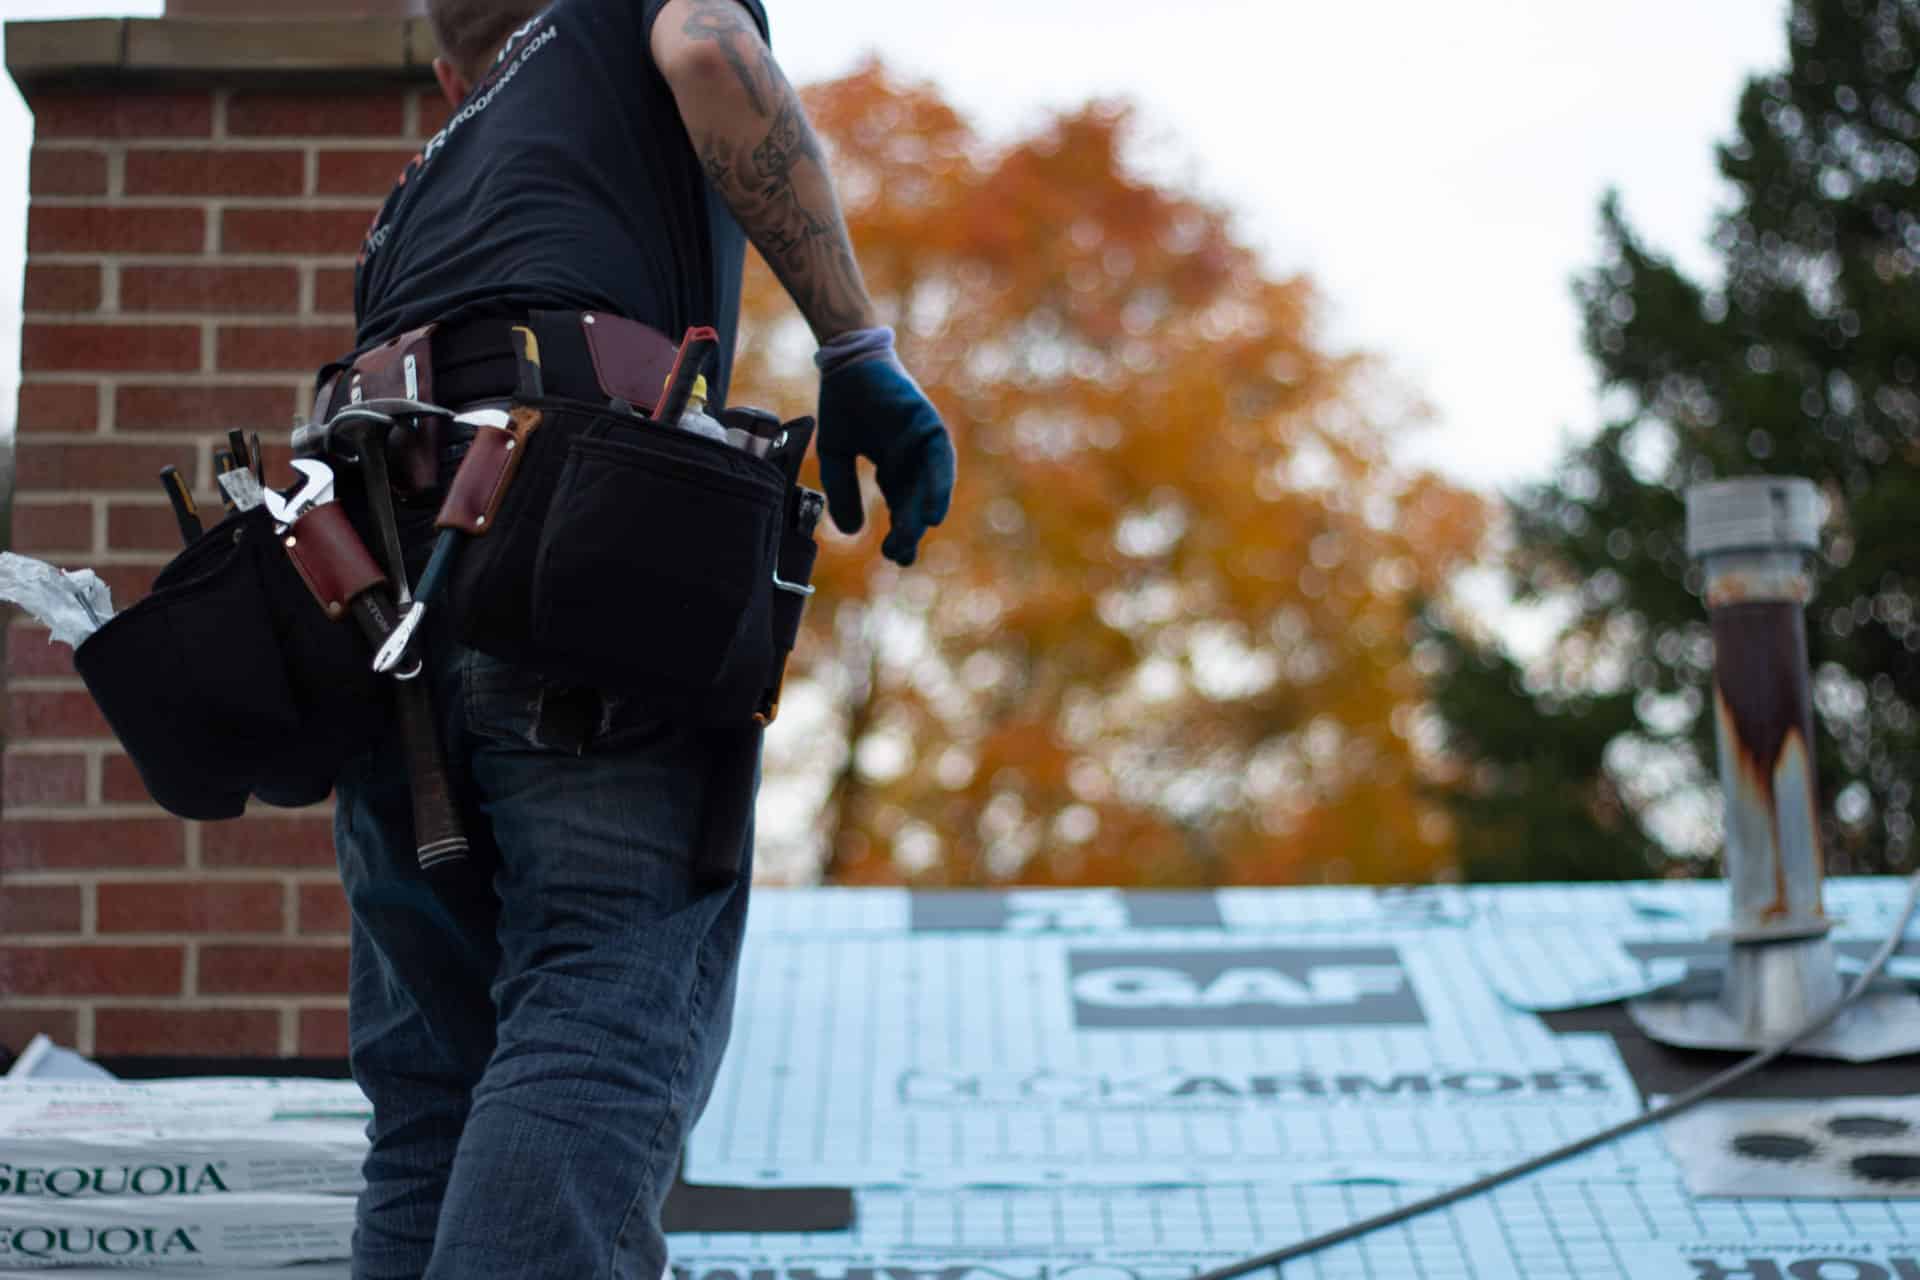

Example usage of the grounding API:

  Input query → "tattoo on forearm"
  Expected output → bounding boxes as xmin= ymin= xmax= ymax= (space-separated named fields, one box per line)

xmin=699 ymin=137 xmax=734 ymax=191
xmin=750 ymin=98 xmax=813 ymax=184
xmin=680 ymin=3 xmax=872 ymax=337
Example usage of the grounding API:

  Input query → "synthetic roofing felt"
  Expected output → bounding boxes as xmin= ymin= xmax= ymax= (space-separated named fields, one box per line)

xmin=4 ymin=881 xmax=1918 ymax=1278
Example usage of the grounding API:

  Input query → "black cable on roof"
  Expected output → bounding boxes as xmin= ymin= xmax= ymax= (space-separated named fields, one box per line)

xmin=1193 ymin=871 xmax=1920 ymax=1280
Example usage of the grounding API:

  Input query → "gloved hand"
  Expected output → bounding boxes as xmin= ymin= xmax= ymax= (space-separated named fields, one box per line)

xmin=815 ymin=327 xmax=955 ymax=566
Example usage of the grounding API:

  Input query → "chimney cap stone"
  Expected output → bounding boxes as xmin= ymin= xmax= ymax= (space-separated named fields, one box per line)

xmin=6 ymin=15 xmax=434 ymax=90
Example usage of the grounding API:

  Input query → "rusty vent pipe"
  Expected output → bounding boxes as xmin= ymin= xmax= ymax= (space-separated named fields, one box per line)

xmin=1682 ymin=475 xmax=1846 ymax=1044
xmin=1685 ymin=476 xmax=1828 ymax=943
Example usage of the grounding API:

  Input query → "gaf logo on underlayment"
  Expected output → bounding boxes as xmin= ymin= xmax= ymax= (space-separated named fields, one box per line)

xmin=1067 ymin=946 xmax=1425 ymax=1028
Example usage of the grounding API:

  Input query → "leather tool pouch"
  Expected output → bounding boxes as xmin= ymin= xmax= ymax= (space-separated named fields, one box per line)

xmin=444 ymin=398 xmax=812 ymax=726
xmin=73 ymin=506 xmax=386 ymax=820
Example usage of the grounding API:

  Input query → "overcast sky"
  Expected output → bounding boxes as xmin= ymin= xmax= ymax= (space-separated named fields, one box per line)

xmin=0 ymin=0 xmax=1790 ymax=496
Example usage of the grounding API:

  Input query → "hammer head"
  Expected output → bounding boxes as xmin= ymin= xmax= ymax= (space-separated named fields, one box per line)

xmin=292 ymin=402 xmax=421 ymax=465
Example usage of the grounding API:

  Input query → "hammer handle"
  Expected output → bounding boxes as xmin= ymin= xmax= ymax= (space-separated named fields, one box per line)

xmin=346 ymin=592 xmax=469 ymax=872
xmin=394 ymin=677 xmax=470 ymax=871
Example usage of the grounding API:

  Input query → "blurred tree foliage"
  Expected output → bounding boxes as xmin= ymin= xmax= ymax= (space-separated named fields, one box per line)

xmin=1427 ymin=0 xmax=1920 ymax=882
xmin=736 ymin=65 xmax=1487 ymax=887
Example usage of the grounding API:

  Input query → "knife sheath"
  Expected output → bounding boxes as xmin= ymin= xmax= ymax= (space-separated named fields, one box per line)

xmin=437 ymin=407 xmax=543 ymax=536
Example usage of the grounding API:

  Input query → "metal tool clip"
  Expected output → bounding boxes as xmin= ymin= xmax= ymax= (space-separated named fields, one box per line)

xmin=774 ymin=488 xmax=825 ymax=597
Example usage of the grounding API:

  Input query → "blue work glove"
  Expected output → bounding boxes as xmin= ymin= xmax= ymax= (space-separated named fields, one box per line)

xmin=815 ymin=327 xmax=955 ymax=567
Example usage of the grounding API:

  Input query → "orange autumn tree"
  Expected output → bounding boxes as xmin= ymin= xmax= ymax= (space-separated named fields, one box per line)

xmin=737 ymin=64 xmax=1487 ymax=887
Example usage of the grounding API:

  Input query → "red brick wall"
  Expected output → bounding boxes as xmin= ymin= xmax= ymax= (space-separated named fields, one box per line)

xmin=2 ymin=79 xmax=448 ymax=1061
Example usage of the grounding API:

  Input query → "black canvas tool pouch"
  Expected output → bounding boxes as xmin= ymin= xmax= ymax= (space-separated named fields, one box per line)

xmin=445 ymin=398 xmax=792 ymax=725
xmin=73 ymin=506 xmax=386 ymax=819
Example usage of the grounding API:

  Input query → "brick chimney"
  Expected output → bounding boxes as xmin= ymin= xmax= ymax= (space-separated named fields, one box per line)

xmin=1 ymin=12 xmax=445 ymax=1063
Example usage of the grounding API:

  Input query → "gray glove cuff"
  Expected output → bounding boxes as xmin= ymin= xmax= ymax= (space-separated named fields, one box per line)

xmin=814 ymin=326 xmax=896 ymax=377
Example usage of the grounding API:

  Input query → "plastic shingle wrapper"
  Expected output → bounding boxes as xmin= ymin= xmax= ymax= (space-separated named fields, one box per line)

xmin=0 ymin=552 xmax=113 ymax=648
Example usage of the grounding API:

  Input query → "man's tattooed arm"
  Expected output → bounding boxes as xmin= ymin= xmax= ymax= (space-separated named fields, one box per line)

xmin=655 ymin=0 xmax=876 ymax=341
xmin=674 ymin=0 xmax=772 ymax=115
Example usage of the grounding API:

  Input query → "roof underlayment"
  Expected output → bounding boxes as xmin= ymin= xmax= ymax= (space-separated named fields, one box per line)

xmin=4 ymin=880 xmax=1920 ymax=1277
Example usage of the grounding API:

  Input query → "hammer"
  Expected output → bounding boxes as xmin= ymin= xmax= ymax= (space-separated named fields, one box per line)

xmin=299 ymin=404 xmax=471 ymax=873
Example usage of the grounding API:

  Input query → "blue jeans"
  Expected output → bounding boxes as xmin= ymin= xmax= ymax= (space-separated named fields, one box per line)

xmin=333 ymin=613 xmax=757 ymax=1279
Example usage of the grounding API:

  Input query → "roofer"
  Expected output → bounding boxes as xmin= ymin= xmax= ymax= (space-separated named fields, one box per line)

xmin=319 ymin=1 xmax=956 ymax=1276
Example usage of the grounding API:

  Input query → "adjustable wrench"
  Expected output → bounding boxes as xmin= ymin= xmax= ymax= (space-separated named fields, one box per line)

xmin=265 ymin=458 xmax=418 ymax=680
xmin=265 ymin=458 xmax=336 ymax=531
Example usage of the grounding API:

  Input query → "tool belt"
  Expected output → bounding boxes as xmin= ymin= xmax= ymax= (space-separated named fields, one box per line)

xmin=72 ymin=309 xmax=816 ymax=831
xmin=311 ymin=309 xmax=822 ymax=728
xmin=73 ymin=503 xmax=386 ymax=820
xmin=311 ymin=306 xmax=680 ymax=470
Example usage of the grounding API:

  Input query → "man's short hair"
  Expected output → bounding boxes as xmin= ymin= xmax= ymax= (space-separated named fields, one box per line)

xmin=427 ymin=0 xmax=549 ymax=84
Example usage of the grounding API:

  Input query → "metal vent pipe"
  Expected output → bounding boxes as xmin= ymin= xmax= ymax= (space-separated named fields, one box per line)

xmin=1685 ymin=476 xmax=1840 ymax=1040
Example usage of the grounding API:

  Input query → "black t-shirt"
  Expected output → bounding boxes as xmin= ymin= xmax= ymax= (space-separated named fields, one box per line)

xmin=351 ymin=0 xmax=769 ymax=404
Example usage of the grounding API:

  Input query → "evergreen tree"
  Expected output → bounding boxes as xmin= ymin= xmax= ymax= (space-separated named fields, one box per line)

xmin=1430 ymin=0 xmax=1920 ymax=881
